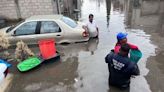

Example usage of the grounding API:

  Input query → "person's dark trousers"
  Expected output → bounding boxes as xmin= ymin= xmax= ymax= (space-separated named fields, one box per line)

xmin=108 ymin=64 xmax=130 ymax=90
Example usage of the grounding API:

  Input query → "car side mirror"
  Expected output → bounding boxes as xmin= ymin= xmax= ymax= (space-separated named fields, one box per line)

xmin=12 ymin=31 xmax=16 ymax=36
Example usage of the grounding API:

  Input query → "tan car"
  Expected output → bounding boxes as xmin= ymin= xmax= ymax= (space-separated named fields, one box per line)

xmin=0 ymin=15 xmax=89 ymax=45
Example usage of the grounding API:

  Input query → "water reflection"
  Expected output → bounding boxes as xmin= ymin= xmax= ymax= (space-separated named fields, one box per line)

xmin=106 ymin=0 xmax=111 ymax=27
xmin=7 ymin=38 xmax=99 ymax=92
xmin=111 ymin=0 xmax=124 ymax=13
xmin=122 ymin=0 xmax=164 ymax=92
xmin=5 ymin=0 xmax=164 ymax=92
xmin=108 ymin=86 xmax=129 ymax=92
xmin=56 ymin=38 xmax=99 ymax=62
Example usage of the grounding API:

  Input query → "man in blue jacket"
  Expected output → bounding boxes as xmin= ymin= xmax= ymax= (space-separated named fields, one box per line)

xmin=105 ymin=44 xmax=140 ymax=89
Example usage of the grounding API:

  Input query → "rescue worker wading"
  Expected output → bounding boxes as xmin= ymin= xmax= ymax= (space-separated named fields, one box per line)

xmin=105 ymin=44 xmax=140 ymax=89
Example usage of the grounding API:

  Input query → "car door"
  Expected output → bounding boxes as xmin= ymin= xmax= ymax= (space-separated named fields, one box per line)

xmin=9 ymin=21 xmax=38 ymax=45
xmin=35 ymin=21 xmax=63 ymax=43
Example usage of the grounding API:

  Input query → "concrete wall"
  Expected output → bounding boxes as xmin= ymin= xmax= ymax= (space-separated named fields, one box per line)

xmin=160 ymin=1 xmax=164 ymax=13
xmin=132 ymin=9 xmax=160 ymax=26
xmin=0 ymin=0 xmax=81 ymax=20
xmin=124 ymin=0 xmax=164 ymax=28
xmin=18 ymin=0 xmax=55 ymax=19
xmin=0 ymin=0 xmax=59 ymax=19
xmin=0 ymin=0 xmax=18 ymax=19
xmin=162 ymin=24 xmax=164 ymax=31
xmin=141 ymin=1 xmax=160 ymax=16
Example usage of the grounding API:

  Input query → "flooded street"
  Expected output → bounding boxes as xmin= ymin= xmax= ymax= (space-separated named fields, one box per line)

xmin=6 ymin=0 xmax=164 ymax=92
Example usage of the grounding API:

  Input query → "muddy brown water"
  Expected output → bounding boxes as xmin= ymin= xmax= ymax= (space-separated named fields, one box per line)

xmin=6 ymin=0 xmax=164 ymax=92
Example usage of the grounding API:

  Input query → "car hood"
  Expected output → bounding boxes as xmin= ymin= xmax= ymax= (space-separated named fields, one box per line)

xmin=0 ymin=26 xmax=10 ymax=33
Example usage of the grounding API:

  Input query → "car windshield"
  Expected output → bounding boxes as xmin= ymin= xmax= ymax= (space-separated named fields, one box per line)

xmin=61 ymin=16 xmax=77 ymax=28
xmin=6 ymin=20 xmax=25 ymax=33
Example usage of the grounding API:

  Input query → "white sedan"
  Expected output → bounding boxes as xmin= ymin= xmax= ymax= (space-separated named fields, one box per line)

xmin=0 ymin=15 xmax=89 ymax=45
xmin=0 ymin=63 xmax=7 ymax=84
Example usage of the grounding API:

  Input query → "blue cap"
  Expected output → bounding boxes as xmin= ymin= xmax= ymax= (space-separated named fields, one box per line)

xmin=117 ymin=32 xmax=128 ymax=40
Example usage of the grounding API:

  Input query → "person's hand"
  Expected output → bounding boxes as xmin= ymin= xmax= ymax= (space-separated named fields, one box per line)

xmin=132 ymin=47 xmax=139 ymax=50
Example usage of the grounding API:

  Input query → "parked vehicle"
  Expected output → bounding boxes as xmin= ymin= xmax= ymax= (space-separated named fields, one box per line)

xmin=0 ymin=63 xmax=7 ymax=84
xmin=0 ymin=15 xmax=89 ymax=45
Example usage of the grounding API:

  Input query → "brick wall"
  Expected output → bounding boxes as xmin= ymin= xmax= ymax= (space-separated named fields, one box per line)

xmin=141 ymin=1 xmax=159 ymax=16
xmin=0 ymin=0 xmax=58 ymax=19
xmin=141 ymin=1 xmax=164 ymax=15
xmin=160 ymin=1 xmax=164 ymax=13
xmin=0 ymin=0 xmax=18 ymax=19
xmin=18 ymin=0 xmax=55 ymax=18
xmin=0 ymin=0 xmax=79 ymax=20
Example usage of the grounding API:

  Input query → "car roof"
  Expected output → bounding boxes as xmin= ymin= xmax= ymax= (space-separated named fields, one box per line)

xmin=26 ymin=15 xmax=63 ymax=21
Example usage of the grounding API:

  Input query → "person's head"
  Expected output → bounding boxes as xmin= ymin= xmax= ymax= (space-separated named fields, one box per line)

xmin=89 ymin=14 xmax=94 ymax=23
xmin=119 ymin=43 xmax=130 ymax=56
xmin=117 ymin=32 xmax=128 ymax=44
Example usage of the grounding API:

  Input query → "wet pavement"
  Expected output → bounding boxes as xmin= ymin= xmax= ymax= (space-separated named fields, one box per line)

xmin=5 ymin=0 xmax=164 ymax=92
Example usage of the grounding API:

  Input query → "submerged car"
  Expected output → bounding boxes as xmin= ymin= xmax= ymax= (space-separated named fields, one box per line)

xmin=0 ymin=63 xmax=7 ymax=84
xmin=0 ymin=15 xmax=89 ymax=45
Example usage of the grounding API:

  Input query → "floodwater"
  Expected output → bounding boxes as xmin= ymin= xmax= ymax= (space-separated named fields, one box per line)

xmin=6 ymin=0 xmax=164 ymax=92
